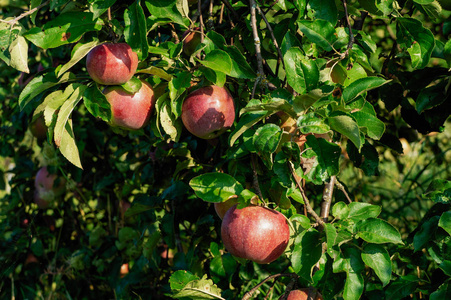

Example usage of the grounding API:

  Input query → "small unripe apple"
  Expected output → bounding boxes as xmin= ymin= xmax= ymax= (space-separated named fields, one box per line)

xmin=214 ymin=198 xmax=239 ymax=219
xmin=103 ymin=80 xmax=156 ymax=130
xmin=181 ymin=85 xmax=235 ymax=139
xmin=34 ymin=167 xmax=66 ymax=208
xmin=221 ymin=205 xmax=290 ymax=264
xmin=29 ymin=114 xmax=48 ymax=140
xmin=287 ymin=288 xmax=323 ymax=300
xmin=86 ymin=43 xmax=138 ymax=85
xmin=182 ymin=27 xmax=201 ymax=56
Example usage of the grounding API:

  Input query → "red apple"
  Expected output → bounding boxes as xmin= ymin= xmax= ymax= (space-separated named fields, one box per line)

xmin=181 ymin=85 xmax=235 ymax=139
xmin=182 ymin=27 xmax=201 ymax=56
xmin=86 ymin=43 xmax=138 ymax=85
xmin=120 ymin=263 xmax=129 ymax=278
xmin=221 ymin=205 xmax=290 ymax=264
xmin=287 ymin=288 xmax=323 ymax=300
xmin=103 ymin=80 xmax=156 ymax=130
xmin=34 ymin=167 xmax=66 ymax=208
xmin=214 ymin=198 xmax=238 ymax=219
xmin=29 ymin=114 xmax=48 ymax=140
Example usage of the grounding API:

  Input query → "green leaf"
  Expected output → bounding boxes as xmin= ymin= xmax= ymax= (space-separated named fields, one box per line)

xmin=347 ymin=141 xmax=380 ymax=176
xmin=54 ymin=84 xmax=86 ymax=147
xmin=303 ymin=134 xmax=341 ymax=179
xmin=333 ymin=246 xmax=365 ymax=300
xmin=343 ymin=271 xmax=364 ymax=300
xmin=171 ymin=275 xmax=224 ymax=299
xmin=239 ymin=100 xmax=296 ymax=118
xmin=342 ymin=76 xmax=389 ymax=103
xmin=189 ymin=173 xmax=244 ymax=203
xmin=430 ymin=283 xmax=451 ymax=300
xmin=396 ymin=17 xmax=435 ymax=69
xmin=385 ymin=276 xmax=419 ymax=300
xmin=351 ymin=110 xmax=385 ymax=140
xmin=291 ymin=228 xmax=322 ymax=282
xmin=83 ymin=85 xmax=111 ymax=122
xmin=121 ymin=77 xmax=142 ymax=94
xmin=145 ymin=0 xmax=186 ymax=26
xmin=19 ymin=71 xmax=74 ymax=110
xmin=228 ymin=111 xmax=268 ymax=147
xmin=361 ymin=244 xmax=392 ymax=286
xmin=422 ymin=179 xmax=451 ymax=203
xmin=348 ymin=202 xmax=381 ymax=221
xmin=9 ymin=35 xmax=29 ymax=73
xmin=42 ymin=85 xmax=77 ymax=128
xmin=439 ymin=211 xmax=451 ymax=236
xmin=225 ymin=45 xmax=256 ymax=79
xmin=415 ymin=80 xmax=449 ymax=113
xmin=283 ymin=47 xmax=319 ymax=94
xmin=413 ymin=216 xmax=440 ymax=251
xmin=324 ymin=223 xmax=338 ymax=255
xmin=328 ymin=114 xmax=361 ymax=150
xmin=355 ymin=218 xmax=403 ymax=244
xmin=273 ymin=152 xmax=292 ymax=188
xmin=24 ymin=12 xmax=103 ymax=49
xmin=332 ymin=201 xmax=350 ymax=220
xmin=124 ymin=1 xmax=148 ymax=60
xmin=253 ymin=124 xmax=284 ymax=155
xmin=297 ymin=112 xmax=330 ymax=134
xmin=169 ymin=270 xmax=199 ymax=291
xmin=160 ymin=100 xmax=182 ymax=142
xmin=59 ymin=118 xmax=83 ymax=169
xmin=308 ymin=0 xmax=338 ymax=25
xmin=297 ymin=20 xmax=337 ymax=51
xmin=199 ymin=49 xmax=232 ymax=75
xmin=293 ymin=89 xmax=329 ymax=113
xmin=57 ymin=40 xmax=100 ymax=77
xmin=138 ymin=66 xmax=173 ymax=81
xmin=91 ymin=0 xmax=117 ymax=19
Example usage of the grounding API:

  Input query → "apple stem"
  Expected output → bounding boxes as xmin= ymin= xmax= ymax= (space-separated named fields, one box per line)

xmin=242 ymin=273 xmax=298 ymax=300
xmin=290 ymin=163 xmax=325 ymax=228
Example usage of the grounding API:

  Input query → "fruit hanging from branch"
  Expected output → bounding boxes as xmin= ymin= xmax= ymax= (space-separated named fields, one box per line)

xmin=103 ymin=80 xmax=156 ymax=130
xmin=86 ymin=43 xmax=138 ymax=85
xmin=181 ymin=85 xmax=235 ymax=139
xmin=221 ymin=204 xmax=290 ymax=264
xmin=34 ymin=166 xmax=66 ymax=208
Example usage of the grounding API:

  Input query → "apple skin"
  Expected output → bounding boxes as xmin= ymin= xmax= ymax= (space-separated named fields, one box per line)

xmin=214 ymin=198 xmax=238 ymax=219
xmin=181 ymin=85 xmax=235 ymax=139
xmin=86 ymin=43 xmax=138 ymax=85
xmin=34 ymin=167 xmax=66 ymax=208
xmin=287 ymin=289 xmax=323 ymax=300
xmin=29 ymin=114 xmax=48 ymax=140
xmin=103 ymin=80 xmax=156 ymax=130
xmin=182 ymin=27 xmax=201 ymax=56
xmin=221 ymin=205 xmax=290 ymax=264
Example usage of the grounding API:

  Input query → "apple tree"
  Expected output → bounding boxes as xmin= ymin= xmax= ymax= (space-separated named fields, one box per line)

xmin=0 ymin=0 xmax=451 ymax=299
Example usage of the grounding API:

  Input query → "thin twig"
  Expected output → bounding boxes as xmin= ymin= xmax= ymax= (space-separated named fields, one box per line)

xmin=290 ymin=163 xmax=325 ymax=228
xmin=335 ymin=180 xmax=352 ymax=203
xmin=251 ymin=154 xmax=265 ymax=205
xmin=242 ymin=273 xmax=298 ymax=300
xmin=0 ymin=0 xmax=50 ymax=26
xmin=198 ymin=0 xmax=205 ymax=44
xmin=249 ymin=0 xmax=265 ymax=99
xmin=320 ymin=176 xmax=336 ymax=223
xmin=341 ymin=0 xmax=354 ymax=58
xmin=219 ymin=0 xmax=240 ymax=21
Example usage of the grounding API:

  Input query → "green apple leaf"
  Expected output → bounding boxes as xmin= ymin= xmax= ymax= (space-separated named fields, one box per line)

xmin=199 ymin=49 xmax=232 ymax=75
xmin=283 ymin=47 xmax=319 ymax=95
xmin=159 ymin=99 xmax=182 ymax=142
xmin=59 ymin=118 xmax=83 ymax=169
xmin=138 ymin=66 xmax=173 ymax=81
xmin=384 ymin=276 xmax=419 ymax=300
xmin=439 ymin=211 xmax=451 ymax=236
xmin=297 ymin=20 xmax=337 ymax=51
xmin=42 ymin=85 xmax=78 ymax=129
xmin=361 ymin=244 xmax=392 ymax=287
xmin=171 ymin=275 xmax=224 ymax=299
xmin=413 ymin=216 xmax=440 ymax=252
xmin=145 ymin=0 xmax=186 ymax=26
xmin=124 ymin=1 xmax=148 ymax=60
xmin=333 ymin=247 xmax=365 ymax=300
xmin=332 ymin=201 xmax=350 ymax=220
xmin=24 ymin=12 xmax=103 ymax=49
xmin=91 ymin=0 xmax=118 ymax=19
xmin=396 ymin=17 xmax=435 ymax=69
xmin=352 ymin=111 xmax=385 ymax=140
xmin=228 ymin=111 xmax=268 ymax=147
xmin=354 ymin=218 xmax=403 ymax=244
xmin=303 ymin=134 xmax=341 ymax=181
xmin=308 ymin=0 xmax=339 ymax=25
xmin=327 ymin=114 xmax=361 ymax=150
xmin=189 ymin=173 xmax=244 ymax=203
xmin=58 ymin=40 xmax=100 ymax=78
xmin=253 ymin=123 xmax=284 ymax=156
xmin=291 ymin=228 xmax=322 ymax=282
xmin=342 ymin=76 xmax=389 ymax=103
xmin=415 ymin=80 xmax=449 ymax=113
xmin=83 ymin=85 xmax=111 ymax=122
xmin=9 ymin=35 xmax=29 ymax=73
xmin=430 ymin=283 xmax=451 ymax=300
xmin=297 ymin=112 xmax=330 ymax=134
xmin=348 ymin=202 xmax=381 ymax=221
xmin=422 ymin=179 xmax=451 ymax=203
xmin=225 ymin=45 xmax=256 ymax=79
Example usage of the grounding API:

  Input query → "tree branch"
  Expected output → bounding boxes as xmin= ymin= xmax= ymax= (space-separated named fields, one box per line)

xmin=0 ymin=0 xmax=50 ymax=27
xmin=341 ymin=0 xmax=354 ymax=58
xmin=320 ymin=176 xmax=336 ymax=223
xmin=242 ymin=273 xmax=298 ymax=300
xmin=290 ymin=163 xmax=325 ymax=228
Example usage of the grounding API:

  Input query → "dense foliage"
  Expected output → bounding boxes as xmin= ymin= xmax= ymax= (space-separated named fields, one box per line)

xmin=1 ymin=0 xmax=451 ymax=299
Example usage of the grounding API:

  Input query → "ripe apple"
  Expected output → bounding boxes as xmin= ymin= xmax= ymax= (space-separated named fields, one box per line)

xmin=182 ymin=27 xmax=201 ymax=56
xmin=86 ymin=43 xmax=138 ymax=85
xmin=221 ymin=205 xmax=290 ymax=264
xmin=214 ymin=197 xmax=238 ymax=219
xmin=29 ymin=114 xmax=48 ymax=140
xmin=120 ymin=263 xmax=129 ymax=278
xmin=287 ymin=288 xmax=323 ymax=300
xmin=103 ymin=80 xmax=156 ymax=130
xmin=34 ymin=166 xmax=66 ymax=208
xmin=181 ymin=85 xmax=235 ymax=139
